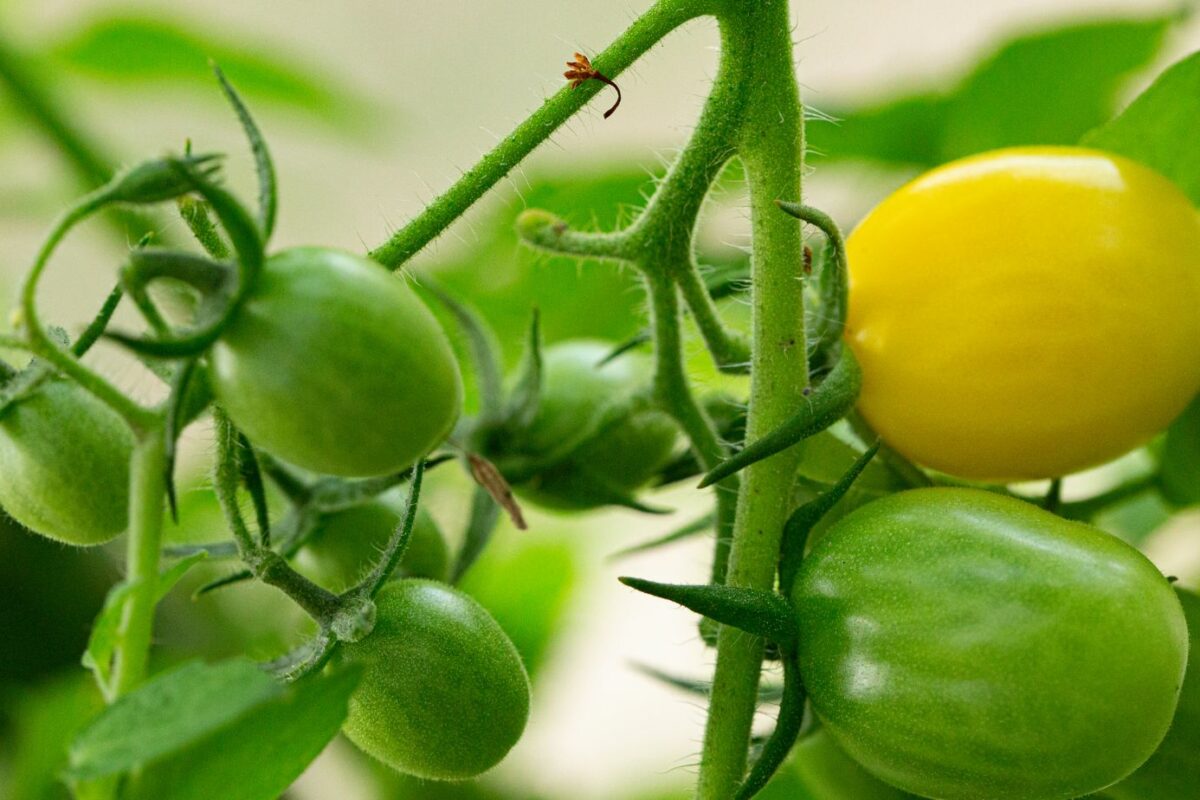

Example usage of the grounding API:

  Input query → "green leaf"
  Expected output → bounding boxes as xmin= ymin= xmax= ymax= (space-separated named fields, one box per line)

xmin=124 ymin=666 xmax=360 ymax=800
xmin=1160 ymin=395 xmax=1200 ymax=507
xmin=68 ymin=659 xmax=281 ymax=780
xmin=808 ymin=14 xmax=1176 ymax=167
xmin=48 ymin=15 xmax=371 ymax=126
xmin=1083 ymin=50 xmax=1200 ymax=205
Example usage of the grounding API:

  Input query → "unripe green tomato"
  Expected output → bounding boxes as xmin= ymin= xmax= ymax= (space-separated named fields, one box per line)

xmin=341 ymin=580 xmax=530 ymax=780
xmin=846 ymin=147 xmax=1200 ymax=481
xmin=0 ymin=379 xmax=131 ymax=545
xmin=210 ymin=248 xmax=462 ymax=478
xmin=794 ymin=488 xmax=1188 ymax=800
xmin=792 ymin=729 xmax=917 ymax=800
xmin=294 ymin=501 xmax=448 ymax=591
xmin=515 ymin=340 xmax=678 ymax=510
xmin=1105 ymin=588 xmax=1200 ymax=800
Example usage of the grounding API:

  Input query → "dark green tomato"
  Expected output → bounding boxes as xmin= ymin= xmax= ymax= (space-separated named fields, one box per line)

xmin=210 ymin=248 xmax=462 ymax=477
xmin=0 ymin=379 xmax=131 ymax=545
xmin=794 ymin=488 xmax=1188 ymax=800
xmin=341 ymin=580 xmax=530 ymax=780
xmin=513 ymin=340 xmax=678 ymax=510
xmin=792 ymin=730 xmax=917 ymax=800
xmin=1105 ymin=588 xmax=1200 ymax=800
xmin=294 ymin=501 xmax=447 ymax=591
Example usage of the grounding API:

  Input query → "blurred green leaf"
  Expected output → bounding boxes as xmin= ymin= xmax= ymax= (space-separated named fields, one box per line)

xmin=3 ymin=674 xmax=103 ymax=800
xmin=124 ymin=666 xmax=358 ymax=800
xmin=1159 ymin=395 xmax=1200 ymax=507
xmin=68 ymin=659 xmax=280 ymax=779
xmin=1083 ymin=49 xmax=1200 ymax=206
xmin=48 ymin=14 xmax=372 ymax=127
xmin=808 ymin=14 xmax=1177 ymax=167
xmin=460 ymin=537 xmax=578 ymax=677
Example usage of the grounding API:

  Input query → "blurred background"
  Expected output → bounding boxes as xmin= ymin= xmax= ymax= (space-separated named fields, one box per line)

xmin=1 ymin=1 xmax=1199 ymax=798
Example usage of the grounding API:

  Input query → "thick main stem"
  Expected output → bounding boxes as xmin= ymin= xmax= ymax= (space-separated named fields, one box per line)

xmin=111 ymin=427 xmax=167 ymax=698
xmin=696 ymin=2 xmax=807 ymax=797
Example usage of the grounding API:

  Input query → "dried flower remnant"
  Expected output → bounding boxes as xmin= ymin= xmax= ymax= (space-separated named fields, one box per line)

xmin=564 ymin=52 xmax=622 ymax=119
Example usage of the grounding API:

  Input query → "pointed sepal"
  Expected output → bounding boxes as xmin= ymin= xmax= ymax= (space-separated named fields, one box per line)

xmin=700 ymin=346 xmax=862 ymax=487
xmin=735 ymin=654 xmax=808 ymax=800
xmin=507 ymin=309 xmax=543 ymax=429
xmin=618 ymin=578 xmax=798 ymax=649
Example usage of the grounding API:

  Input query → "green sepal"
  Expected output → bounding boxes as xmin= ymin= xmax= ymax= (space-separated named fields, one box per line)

xmin=450 ymin=483 xmax=501 ymax=584
xmin=123 ymin=247 xmax=233 ymax=296
xmin=735 ymin=653 xmax=808 ymax=800
xmin=608 ymin=512 xmax=714 ymax=560
xmin=779 ymin=441 xmax=880 ymax=595
xmin=106 ymin=152 xmax=223 ymax=206
xmin=168 ymin=155 xmax=263 ymax=284
xmin=213 ymin=64 xmax=277 ymax=239
xmin=598 ymin=331 xmax=651 ymax=366
xmin=418 ymin=278 xmax=505 ymax=424
xmin=507 ymin=309 xmax=543 ymax=429
xmin=163 ymin=358 xmax=198 ymax=522
xmin=235 ymin=432 xmax=271 ymax=547
xmin=619 ymin=577 xmax=798 ymax=649
xmin=72 ymin=284 xmax=124 ymax=357
xmin=700 ymin=346 xmax=862 ymax=488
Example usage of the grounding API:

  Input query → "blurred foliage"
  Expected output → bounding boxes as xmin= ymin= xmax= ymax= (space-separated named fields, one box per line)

xmin=807 ymin=12 xmax=1178 ymax=167
xmin=46 ymin=13 xmax=374 ymax=128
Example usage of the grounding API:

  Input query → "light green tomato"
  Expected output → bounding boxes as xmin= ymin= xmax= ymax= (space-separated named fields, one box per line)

xmin=795 ymin=488 xmax=1188 ymax=800
xmin=210 ymin=247 xmax=462 ymax=478
xmin=295 ymin=501 xmax=447 ymax=592
xmin=341 ymin=580 xmax=530 ymax=780
xmin=0 ymin=379 xmax=131 ymax=545
xmin=793 ymin=729 xmax=917 ymax=800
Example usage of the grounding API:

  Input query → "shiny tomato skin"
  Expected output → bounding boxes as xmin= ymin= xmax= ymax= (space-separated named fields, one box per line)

xmin=1105 ymin=588 xmax=1200 ymax=800
xmin=845 ymin=147 xmax=1200 ymax=481
xmin=210 ymin=248 xmax=462 ymax=478
xmin=0 ymin=379 xmax=131 ymax=545
xmin=341 ymin=580 xmax=530 ymax=780
xmin=794 ymin=488 xmax=1188 ymax=800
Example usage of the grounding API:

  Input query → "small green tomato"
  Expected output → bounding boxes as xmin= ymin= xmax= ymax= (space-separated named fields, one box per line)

xmin=0 ymin=379 xmax=131 ymax=546
xmin=210 ymin=247 xmax=462 ymax=478
xmin=341 ymin=580 xmax=530 ymax=780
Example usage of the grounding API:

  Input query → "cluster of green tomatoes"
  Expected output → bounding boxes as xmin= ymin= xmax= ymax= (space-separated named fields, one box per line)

xmin=3 ymin=64 xmax=1199 ymax=800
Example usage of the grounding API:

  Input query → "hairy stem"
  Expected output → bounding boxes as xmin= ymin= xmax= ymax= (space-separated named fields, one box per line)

xmin=697 ymin=2 xmax=808 ymax=797
xmin=369 ymin=0 xmax=711 ymax=269
xmin=111 ymin=426 xmax=167 ymax=697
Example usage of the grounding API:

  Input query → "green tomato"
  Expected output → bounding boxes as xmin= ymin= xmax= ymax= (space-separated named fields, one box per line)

xmin=211 ymin=248 xmax=462 ymax=478
xmin=512 ymin=340 xmax=678 ymax=510
xmin=0 ymin=379 xmax=131 ymax=545
xmin=341 ymin=580 xmax=530 ymax=780
xmin=295 ymin=500 xmax=448 ymax=591
xmin=792 ymin=729 xmax=917 ymax=800
xmin=794 ymin=488 xmax=1188 ymax=800
xmin=1105 ymin=588 xmax=1200 ymax=800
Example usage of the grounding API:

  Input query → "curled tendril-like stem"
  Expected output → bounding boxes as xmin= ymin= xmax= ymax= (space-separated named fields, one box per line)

xmin=565 ymin=52 xmax=623 ymax=118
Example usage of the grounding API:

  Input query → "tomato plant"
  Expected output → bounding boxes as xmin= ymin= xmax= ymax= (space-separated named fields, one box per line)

xmin=845 ymin=147 xmax=1200 ymax=481
xmin=340 ymin=580 xmax=530 ymax=780
xmin=793 ymin=488 xmax=1188 ymax=800
xmin=210 ymin=247 xmax=463 ymax=478
xmin=0 ymin=379 xmax=131 ymax=546
xmin=2 ymin=3 xmax=1199 ymax=800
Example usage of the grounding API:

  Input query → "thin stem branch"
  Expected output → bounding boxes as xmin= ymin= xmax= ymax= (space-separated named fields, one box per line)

xmin=368 ymin=0 xmax=711 ymax=269
xmin=674 ymin=256 xmax=750 ymax=372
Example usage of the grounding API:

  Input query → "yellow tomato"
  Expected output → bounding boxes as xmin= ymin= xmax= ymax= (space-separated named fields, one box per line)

xmin=845 ymin=146 xmax=1200 ymax=481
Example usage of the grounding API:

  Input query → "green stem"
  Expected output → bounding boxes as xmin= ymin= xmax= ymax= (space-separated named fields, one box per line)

xmin=19 ymin=195 xmax=157 ymax=432
xmin=697 ymin=3 xmax=809 ymax=797
xmin=674 ymin=257 xmax=750 ymax=372
xmin=111 ymin=426 xmax=167 ymax=697
xmin=368 ymin=0 xmax=710 ymax=269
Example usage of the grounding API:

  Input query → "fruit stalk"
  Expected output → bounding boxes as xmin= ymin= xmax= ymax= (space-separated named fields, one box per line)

xmin=110 ymin=426 xmax=167 ymax=698
xmin=696 ymin=1 xmax=808 ymax=796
